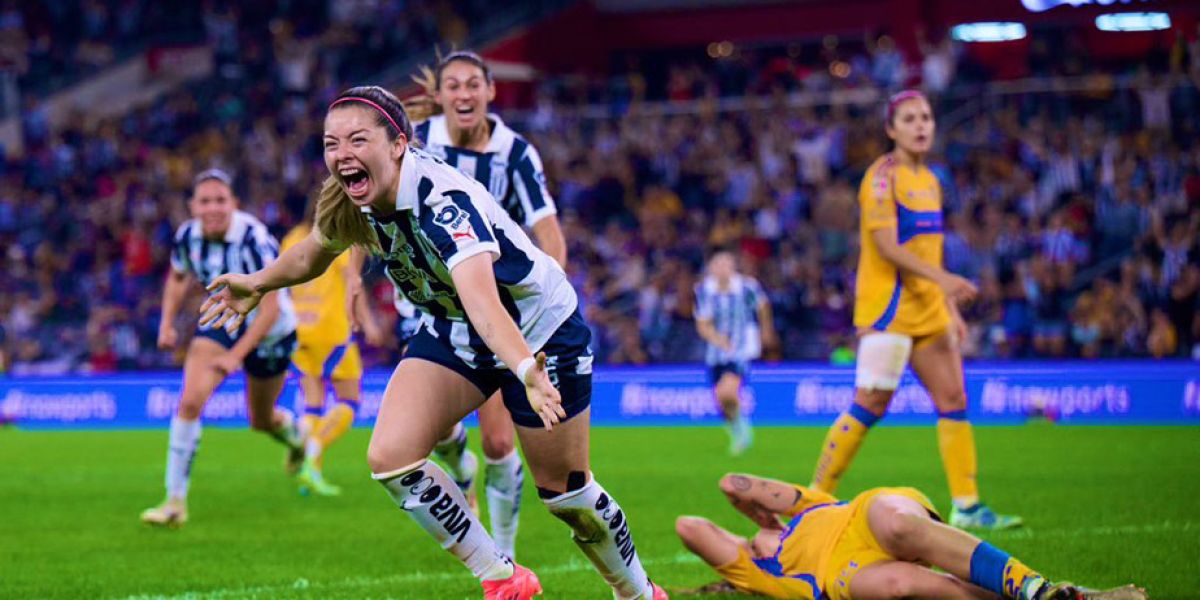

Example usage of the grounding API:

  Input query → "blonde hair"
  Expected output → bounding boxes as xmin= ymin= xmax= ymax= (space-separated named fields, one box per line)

xmin=314 ymin=175 xmax=382 ymax=255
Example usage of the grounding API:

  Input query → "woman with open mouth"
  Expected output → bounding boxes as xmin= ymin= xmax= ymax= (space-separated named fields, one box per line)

xmin=197 ymin=85 xmax=667 ymax=600
xmin=400 ymin=49 xmax=569 ymax=560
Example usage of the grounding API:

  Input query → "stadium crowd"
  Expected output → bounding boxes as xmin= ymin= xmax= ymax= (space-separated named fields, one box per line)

xmin=1 ymin=7 xmax=1197 ymax=374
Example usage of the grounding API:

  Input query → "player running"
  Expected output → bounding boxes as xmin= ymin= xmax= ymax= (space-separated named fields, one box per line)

xmin=401 ymin=50 xmax=568 ymax=557
xmin=808 ymin=90 xmax=1020 ymax=530
xmin=694 ymin=247 xmax=776 ymax=455
xmin=141 ymin=168 xmax=303 ymax=528
xmin=199 ymin=86 xmax=666 ymax=599
xmin=676 ymin=472 xmax=1146 ymax=600
xmin=282 ymin=199 xmax=385 ymax=496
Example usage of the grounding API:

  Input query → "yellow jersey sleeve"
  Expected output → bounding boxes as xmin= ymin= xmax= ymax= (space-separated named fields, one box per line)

xmin=860 ymin=159 xmax=897 ymax=232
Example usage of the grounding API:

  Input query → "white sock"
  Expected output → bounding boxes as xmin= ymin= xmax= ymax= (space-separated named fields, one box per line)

xmin=432 ymin=422 xmax=469 ymax=482
xmin=305 ymin=437 xmax=323 ymax=461
xmin=543 ymin=476 xmax=654 ymax=599
xmin=484 ymin=450 xmax=524 ymax=558
xmin=269 ymin=407 xmax=303 ymax=449
xmin=165 ymin=416 xmax=201 ymax=499
xmin=374 ymin=459 xmax=513 ymax=581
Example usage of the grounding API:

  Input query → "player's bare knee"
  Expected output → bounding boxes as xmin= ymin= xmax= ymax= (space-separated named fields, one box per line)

xmin=936 ymin=388 xmax=967 ymax=413
xmin=878 ymin=571 xmax=918 ymax=600
xmin=367 ymin=441 xmax=419 ymax=475
xmin=480 ymin=433 xmax=515 ymax=459
xmin=878 ymin=510 xmax=929 ymax=556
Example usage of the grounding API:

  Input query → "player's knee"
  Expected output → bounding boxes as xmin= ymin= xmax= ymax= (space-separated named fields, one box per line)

xmin=936 ymin=388 xmax=967 ymax=412
xmin=480 ymin=432 xmax=514 ymax=459
xmin=176 ymin=401 xmax=203 ymax=420
xmin=367 ymin=440 xmax=420 ymax=475
xmin=877 ymin=510 xmax=928 ymax=554
xmin=875 ymin=570 xmax=919 ymax=600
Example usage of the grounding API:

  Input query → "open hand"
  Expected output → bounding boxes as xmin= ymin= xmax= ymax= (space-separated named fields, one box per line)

xmin=523 ymin=353 xmax=566 ymax=431
xmin=200 ymin=274 xmax=263 ymax=333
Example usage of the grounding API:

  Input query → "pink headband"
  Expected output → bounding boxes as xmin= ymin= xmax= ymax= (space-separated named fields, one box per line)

xmin=329 ymin=96 xmax=404 ymax=136
xmin=885 ymin=90 xmax=927 ymax=123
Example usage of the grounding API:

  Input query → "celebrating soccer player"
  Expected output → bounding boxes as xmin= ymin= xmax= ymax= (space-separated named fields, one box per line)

xmin=141 ymin=169 xmax=303 ymax=528
xmin=198 ymin=86 xmax=666 ymax=600
xmin=808 ymin=91 xmax=1020 ymax=529
xmin=402 ymin=50 xmax=568 ymax=557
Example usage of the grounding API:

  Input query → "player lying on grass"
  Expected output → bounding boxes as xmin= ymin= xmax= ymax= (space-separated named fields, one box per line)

xmin=675 ymin=473 xmax=1145 ymax=600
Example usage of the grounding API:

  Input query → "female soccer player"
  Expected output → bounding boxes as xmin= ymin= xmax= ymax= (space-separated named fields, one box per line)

xmin=676 ymin=473 xmax=1145 ymax=600
xmin=809 ymin=90 xmax=1020 ymax=530
xmin=694 ymin=247 xmax=776 ymax=455
xmin=141 ymin=168 xmax=303 ymax=527
xmin=402 ymin=50 xmax=567 ymax=557
xmin=282 ymin=199 xmax=385 ymax=496
xmin=200 ymin=86 xmax=666 ymax=600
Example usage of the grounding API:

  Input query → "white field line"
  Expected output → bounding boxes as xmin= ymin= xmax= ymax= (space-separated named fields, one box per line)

xmin=118 ymin=552 xmax=703 ymax=600
xmin=119 ymin=521 xmax=1197 ymax=600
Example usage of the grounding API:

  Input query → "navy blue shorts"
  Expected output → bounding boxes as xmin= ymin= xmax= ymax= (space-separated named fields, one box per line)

xmin=708 ymin=361 xmax=749 ymax=385
xmin=194 ymin=326 xmax=297 ymax=379
xmin=402 ymin=310 xmax=593 ymax=429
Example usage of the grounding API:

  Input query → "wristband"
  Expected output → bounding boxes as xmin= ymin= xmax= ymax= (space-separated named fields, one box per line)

xmin=515 ymin=356 xmax=537 ymax=385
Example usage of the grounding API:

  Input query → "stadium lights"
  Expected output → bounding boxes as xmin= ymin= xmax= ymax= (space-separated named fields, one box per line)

xmin=951 ymin=22 xmax=1028 ymax=43
xmin=1095 ymin=12 xmax=1171 ymax=31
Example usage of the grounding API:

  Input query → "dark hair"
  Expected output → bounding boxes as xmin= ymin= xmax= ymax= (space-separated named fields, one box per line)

xmin=884 ymin=89 xmax=929 ymax=127
xmin=707 ymin=245 xmax=736 ymax=261
xmin=328 ymin=85 xmax=414 ymax=141
xmin=407 ymin=50 xmax=493 ymax=122
xmin=316 ymin=85 xmax=414 ymax=254
xmin=192 ymin=167 xmax=234 ymax=191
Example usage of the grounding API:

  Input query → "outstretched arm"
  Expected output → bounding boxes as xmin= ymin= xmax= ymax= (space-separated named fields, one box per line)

xmin=718 ymin=473 xmax=800 ymax=529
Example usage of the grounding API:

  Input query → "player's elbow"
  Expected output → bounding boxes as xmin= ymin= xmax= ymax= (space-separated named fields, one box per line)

xmin=718 ymin=473 xmax=751 ymax=496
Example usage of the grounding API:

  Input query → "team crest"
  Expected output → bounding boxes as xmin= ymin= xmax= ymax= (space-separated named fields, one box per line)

xmin=435 ymin=204 xmax=477 ymax=242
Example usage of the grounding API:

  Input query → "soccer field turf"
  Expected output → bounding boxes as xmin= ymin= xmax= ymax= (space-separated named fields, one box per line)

xmin=2 ymin=424 xmax=1198 ymax=599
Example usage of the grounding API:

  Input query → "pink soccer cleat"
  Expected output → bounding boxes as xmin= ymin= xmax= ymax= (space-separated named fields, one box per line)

xmin=482 ymin=563 xmax=543 ymax=600
xmin=652 ymin=582 xmax=670 ymax=599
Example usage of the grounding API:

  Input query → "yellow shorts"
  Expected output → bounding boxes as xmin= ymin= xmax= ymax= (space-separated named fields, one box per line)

xmin=824 ymin=487 xmax=939 ymax=600
xmin=291 ymin=340 xmax=362 ymax=381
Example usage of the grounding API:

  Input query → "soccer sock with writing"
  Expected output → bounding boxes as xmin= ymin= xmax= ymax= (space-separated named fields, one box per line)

xmin=937 ymin=411 xmax=980 ymax=508
xmin=542 ymin=476 xmax=654 ymax=599
xmin=484 ymin=449 xmax=524 ymax=558
xmin=307 ymin=399 xmax=358 ymax=468
xmin=374 ymin=459 xmax=513 ymax=581
xmin=969 ymin=541 xmax=1043 ymax=599
xmin=165 ymin=416 xmax=201 ymax=500
xmin=432 ymin=422 xmax=470 ymax=482
xmin=810 ymin=402 xmax=880 ymax=493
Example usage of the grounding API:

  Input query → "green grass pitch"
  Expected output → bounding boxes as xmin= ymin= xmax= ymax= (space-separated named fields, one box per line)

xmin=2 ymin=424 xmax=1198 ymax=599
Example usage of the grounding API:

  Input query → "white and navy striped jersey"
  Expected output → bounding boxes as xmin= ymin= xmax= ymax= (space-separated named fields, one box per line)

xmin=694 ymin=275 xmax=765 ymax=365
xmin=415 ymin=114 xmax=556 ymax=229
xmin=327 ymin=147 xmax=576 ymax=369
xmin=171 ymin=210 xmax=297 ymax=342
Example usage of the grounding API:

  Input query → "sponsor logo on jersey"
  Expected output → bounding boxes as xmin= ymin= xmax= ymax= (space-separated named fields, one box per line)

xmin=435 ymin=205 xmax=477 ymax=242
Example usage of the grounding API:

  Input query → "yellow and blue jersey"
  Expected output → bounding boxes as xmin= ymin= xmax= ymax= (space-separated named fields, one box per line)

xmin=282 ymin=224 xmax=352 ymax=346
xmin=853 ymin=154 xmax=949 ymax=337
xmin=282 ymin=224 xmax=362 ymax=381
xmin=716 ymin=486 xmax=938 ymax=600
